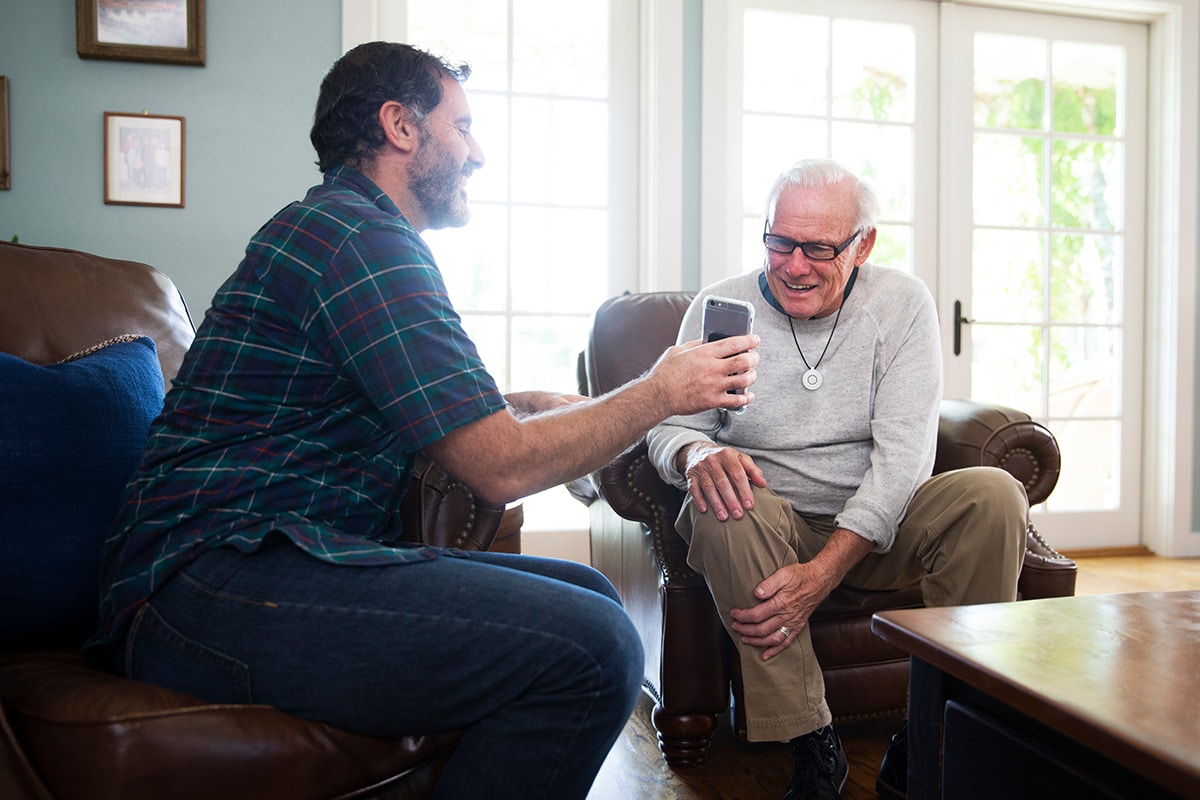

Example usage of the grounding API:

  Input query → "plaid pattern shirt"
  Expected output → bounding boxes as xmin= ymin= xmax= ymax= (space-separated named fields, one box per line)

xmin=91 ymin=166 xmax=506 ymax=649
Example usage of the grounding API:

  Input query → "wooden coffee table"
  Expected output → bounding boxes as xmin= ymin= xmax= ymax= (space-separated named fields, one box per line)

xmin=872 ymin=591 xmax=1200 ymax=800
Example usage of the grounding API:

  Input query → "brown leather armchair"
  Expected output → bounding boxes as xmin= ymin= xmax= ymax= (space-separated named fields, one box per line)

xmin=0 ymin=241 xmax=505 ymax=800
xmin=579 ymin=291 xmax=1078 ymax=766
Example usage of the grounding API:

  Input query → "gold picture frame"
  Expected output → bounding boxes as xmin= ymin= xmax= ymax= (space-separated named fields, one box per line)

xmin=77 ymin=0 xmax=205 ymax=66
xmin=0 ymin=77 xmax=10 ymax=191
xmin=103 ymin=112 xmax=185 ymax=208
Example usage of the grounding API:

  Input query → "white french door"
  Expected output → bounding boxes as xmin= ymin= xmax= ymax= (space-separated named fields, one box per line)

xmin=941 ymin=5 xmax=1146 ymax=549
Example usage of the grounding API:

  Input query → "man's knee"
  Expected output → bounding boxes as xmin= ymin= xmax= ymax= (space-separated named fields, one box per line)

xmin=947 ymin=466 xmax=1028 ymax=558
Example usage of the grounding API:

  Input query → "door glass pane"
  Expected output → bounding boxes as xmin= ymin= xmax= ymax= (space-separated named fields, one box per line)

xmin=974 ymin=33 xmax=1045 ymax=129
xmin=1049 ymin=233 xmax=1120 ymax=324
xmin=1050 ymin=139 xmax=1121 ymax=230
xmin=973 ymin=134 xmax=1044 ymax=226
xmin=1051 ymin=41 xmax=1120 ymax=136
xmin=1046 ymin=419 xmax=1120 ymax=510
xmin=1047 ymin=326 xmax=1119 ymax=417
xmin=971 ymin=229 xmax=1044 ymax=324
xmin=970 ymin=324 xmax=1044 ymax=412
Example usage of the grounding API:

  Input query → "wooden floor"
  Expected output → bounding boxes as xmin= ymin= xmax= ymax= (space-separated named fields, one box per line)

xmin=586 ymin=554 xmax=1200 ymax=800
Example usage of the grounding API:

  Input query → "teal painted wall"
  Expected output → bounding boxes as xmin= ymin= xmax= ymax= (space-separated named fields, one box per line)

xmin=0 ymin=0 xmax=340 ymax=315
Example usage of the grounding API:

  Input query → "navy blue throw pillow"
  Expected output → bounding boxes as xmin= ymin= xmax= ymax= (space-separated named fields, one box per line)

xmin=0 ymin=336 xmax=164 ymax=647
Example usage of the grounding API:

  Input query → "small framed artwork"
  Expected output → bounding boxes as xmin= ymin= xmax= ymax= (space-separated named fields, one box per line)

xmin=0 ymin=77 xmax=9 ymax=191
xmin=103 ymin=112 xmax=185 ymax=208
xmin=77 ymin=0 xmax=205 ymax=66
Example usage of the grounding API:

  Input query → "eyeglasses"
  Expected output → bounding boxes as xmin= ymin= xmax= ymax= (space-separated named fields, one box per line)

xmin=762 ymin=227 xmax=862 ymax=261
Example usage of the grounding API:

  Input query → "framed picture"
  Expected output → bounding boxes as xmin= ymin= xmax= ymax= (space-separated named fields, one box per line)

xmin=77 ymin=0 xmax=205 ymax=66
xmin=0 ymin=77 xmax=9 ymax=191
xmin=103 ymin=112 xmax=185 ymax=208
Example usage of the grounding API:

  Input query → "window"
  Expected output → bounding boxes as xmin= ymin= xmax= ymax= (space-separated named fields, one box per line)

xmin=344 ymin=0 xmax=639 ymax=535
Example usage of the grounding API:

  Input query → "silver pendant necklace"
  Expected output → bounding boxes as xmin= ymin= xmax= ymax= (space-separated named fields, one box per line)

xmin=788 ymin=300 xmax=845 ymax=391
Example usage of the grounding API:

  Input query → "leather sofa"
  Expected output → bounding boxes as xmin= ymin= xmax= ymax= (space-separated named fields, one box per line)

xmin=0 ymin=241 xmax=506 ymax=800
xmin=578 ymin=290 xmax=1078 ymax=766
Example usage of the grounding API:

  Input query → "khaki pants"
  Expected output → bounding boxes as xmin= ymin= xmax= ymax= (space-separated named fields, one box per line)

xmin=675 ymin=466 xmax=1028 ymax=742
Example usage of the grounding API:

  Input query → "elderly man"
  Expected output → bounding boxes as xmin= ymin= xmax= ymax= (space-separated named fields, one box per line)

xmin=88 ymin=42 xmax=759 ymax=800
xmin=647 ymin=159 xmax=1028 ymax=800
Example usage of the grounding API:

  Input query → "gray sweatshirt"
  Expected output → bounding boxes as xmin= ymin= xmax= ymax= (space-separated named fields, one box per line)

xmin=646 ymin=264 xmax=942 ymax=553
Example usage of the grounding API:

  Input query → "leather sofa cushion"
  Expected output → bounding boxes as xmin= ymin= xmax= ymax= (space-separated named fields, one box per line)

xmin=0 ymin=649 xmax=459 ymax=800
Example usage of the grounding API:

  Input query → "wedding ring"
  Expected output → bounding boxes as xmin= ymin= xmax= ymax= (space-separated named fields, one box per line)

xmin=779 ymin=626 xmax=791 ymax=638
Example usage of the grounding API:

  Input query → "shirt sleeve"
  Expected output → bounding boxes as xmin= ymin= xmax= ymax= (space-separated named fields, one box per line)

xmin=310 ymin=224 xmax=506 ymax=451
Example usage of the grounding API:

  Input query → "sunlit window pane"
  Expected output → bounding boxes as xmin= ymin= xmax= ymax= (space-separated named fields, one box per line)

xmin=971 ymin=229 xmax=1044 ymax=324
xmin=871 ymin=223 xmax=911 ymax=273
xmin=510 ymin=207 xmax=607 ymax=315
xmin=1052 ymin=41 xmax=1120 ymax=136
xmin=464 ymin=93 xmax=508 ymax=203
xmin=1046 ymin=419 xmax=1120 ymax=510
xmin=511 ymin=314 xmax=594 ymax=393
xmin=1050 ymin=139 xmax=1121 ymax=230
xmin=1049 ymin=233 xmax=1120 ymax=324
xmin=974 ymin=33 xmax=1046 ymax=130
xmin=1048 ymin=326 xmax=1119 ymax=417
xmin=742 ymin=115 xmax=827 ymax=216
xmin=511 ymin=97 xmax=607 ymax=206
xmin=832 ymin=19 xmax=915 ymax=123
xmin=973 ymin=133 xmax=1044 ymax=227
xmin=407 ymin=0 xmax=508 ymax=92
xmin=743 ymin=11 xmax=827 ymax=115
xmin=512 ymin=0 xmax=608 ymax=97
xmin=741 ymin=216 xmax=765 ymax=276
xmin=831 ymin=122 xmax=912 ymax=221
xmin=425 ymin=203 xmax=509 ymax=312
xmin=970 ymin=324 xmax=1044 ymax=412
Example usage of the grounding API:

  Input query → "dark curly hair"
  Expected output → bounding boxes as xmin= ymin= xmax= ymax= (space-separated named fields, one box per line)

xmin=310 ymin=42 xmax=471 ymax=173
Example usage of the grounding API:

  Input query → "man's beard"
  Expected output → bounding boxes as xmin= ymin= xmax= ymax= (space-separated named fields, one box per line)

xmin=408 ymin=126 xmax=470 ymax=230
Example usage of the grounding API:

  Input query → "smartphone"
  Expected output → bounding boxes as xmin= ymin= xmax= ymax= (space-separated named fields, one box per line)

xmin=701 ymin=296 xmax=755 ymax=396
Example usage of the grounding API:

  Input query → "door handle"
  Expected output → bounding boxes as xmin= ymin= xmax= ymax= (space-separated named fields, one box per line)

xmin=953 ymin=300 xmax=971 ymax=356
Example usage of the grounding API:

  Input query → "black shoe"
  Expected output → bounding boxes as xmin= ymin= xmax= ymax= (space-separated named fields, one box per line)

xmin=875 ymin=719 xmax=908 ymax=800
xmin=783 ymin=724 xmax=848 ymax=800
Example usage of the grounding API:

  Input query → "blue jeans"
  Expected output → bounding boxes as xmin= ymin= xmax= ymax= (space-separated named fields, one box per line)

xmin=112 ymin=539 xmax=643 ymax=800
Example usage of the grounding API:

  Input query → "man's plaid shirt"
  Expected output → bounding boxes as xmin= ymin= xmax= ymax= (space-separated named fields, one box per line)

xmin=91 ymin=166 xmax=506 ymax=650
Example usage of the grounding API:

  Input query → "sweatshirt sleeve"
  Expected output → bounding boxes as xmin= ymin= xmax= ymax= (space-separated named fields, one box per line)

xmin=834 ymin=279 xmax=942 ymax=553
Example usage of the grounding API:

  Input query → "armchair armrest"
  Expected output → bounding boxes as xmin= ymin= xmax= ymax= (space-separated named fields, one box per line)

xmin=398 ymin=455 xmax=504 ymax=551
xmin=935 ymin=398 xmax=1061 ymax=506
xmin=593 ymin=442 xmax=701 ymax=587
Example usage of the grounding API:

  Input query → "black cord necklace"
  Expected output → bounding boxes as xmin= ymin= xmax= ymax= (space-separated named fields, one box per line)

xmin=784 ymin=266 xmax=859 ymax=391
xmin=789 ymin=302 xmax=844 ymax=390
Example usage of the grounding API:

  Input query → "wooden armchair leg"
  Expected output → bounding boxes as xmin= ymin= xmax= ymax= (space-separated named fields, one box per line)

xmin=651 ymin=705 xmax=718 ymax=767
